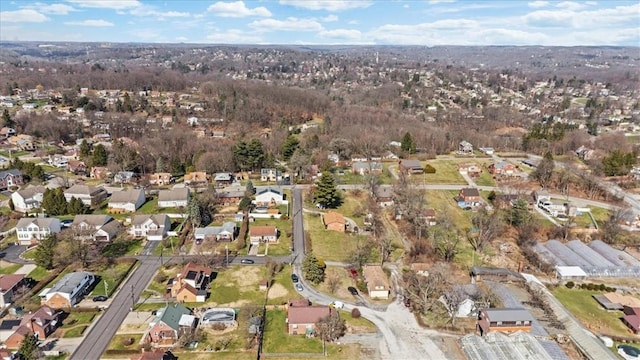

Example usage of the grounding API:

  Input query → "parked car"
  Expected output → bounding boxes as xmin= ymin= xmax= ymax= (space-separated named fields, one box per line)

xmin=295 ymin=283 xmax=304 ymax=292
xmin=330 ymin=301 xmax=344 ymax=309
xmin=93 ymin=295 xmax=108 ymax=302
xmin=240 ymin=258 xmax=255 ymax=264
xmin=348 ymin=268 xmax=359 ymax=279
xmin=291 ymin=274 xmax=299 ymax=283
xmin=60 ymin=219 xmax=73 ymax=228
xmin=347 ymin=286 xmax=358 ymax=296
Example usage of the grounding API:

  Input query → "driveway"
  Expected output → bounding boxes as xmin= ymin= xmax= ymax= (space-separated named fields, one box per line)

xmin=0 ymin=244 xmax=32 ymax=264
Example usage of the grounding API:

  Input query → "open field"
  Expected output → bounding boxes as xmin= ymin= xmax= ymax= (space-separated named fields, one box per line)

xmin=91 ymin=261 xmax=135 ymax=297
xmin=304 ymin=212 xmax=368 ymax=262
xmin=553 ymin=287 xmax=633 ymax=337
xmin=338 ymin=190 xmax=369 ymax=226
xmin=417 ymin=160 xmax=467 ymax=185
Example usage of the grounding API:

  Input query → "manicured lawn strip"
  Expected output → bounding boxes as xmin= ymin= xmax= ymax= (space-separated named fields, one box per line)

xmin=262 ymin=310 xmax=323 ymax=353
xmin=28 ymin=266 xmax=49 ymax=281
xmin=552 ymin=287 xmax=631 ymax=336
xmin=91 ymin=261 xmax=136 ymax=297
xmin=22 ymin=247 xmax=37 ymax=260
xmin=339 ymin=309 xmax=377 ymax=332
xmin=106 ymin=334 xmax=143 ymax=351
xmin=62 ymin=325 xmax=88 ymax=338
xmin=136 ymin=197 xmax=158 ymax=214
xmin=60 ymin=312 xmax=97 ymax=329
xmin=0 ymin=263 xmax=21 ymax=274
xmin=474 ymin=171 xmax=496 ymax=187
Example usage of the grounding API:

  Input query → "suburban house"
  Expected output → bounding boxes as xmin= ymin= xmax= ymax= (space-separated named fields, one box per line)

xmin=16 ymin=217 xmax=61 ymax=246
xmin=114 ymin=171 xmax=138 ymax=184
xmin=213 ymin=172 xmax=234 ymax=187
xmin=89 ymin=166 xmax=110 ymax=180
xmin=67 ymin=160 xmax=87 ymax=175
xmin=261 ymin=168 xmax=283 ymax=182
xmin=323 ymin=212 xmax=346 ymax=232
xmin=488 ymin=161 xmax=517 ymax=176
xmin=145 ymin=303 xmax=198 ymax=346
xmin=149 ymin=172 xmax=173 ymax=186
xmin=130 ymin=214 xmax=171 ymax=241
xmin=11 ymin=185 xmax=46 ymax=213
xmin=622 ymin=306 xmax=640 ymax=334
xmin=8 ymin=135 xmax=34 ymax=151
xmin=64 ymin=184 xmax=108 ymax=206
xmin=287 ymin=303 xmax=332 ymax=336
xmin=362 ymin=265 xmax=391 ymax=300
xmin=215 ymin=191 xmax=244 ymax=205
xmin=108 ymin=189 xmax=146 ymax=213
xmin=575 ymin=145 xmax=595 ymax=161
xmin=184 ymin=171 xmax=208 ymax=186
xmin=493 ymin=194 xmax=534 ymax=210
xmin=374 ymin=187 xmax=394 ymax=207
xmin=398 ymin=159 xmax=424 ymax=175
xmin=168 ymin=262 xmax=212 ymax=302
xmin=72 ymin=214 xmax=121 ymax=242
xmin=40 ymin=271 xmax=95 ymax=308
xmin=194 ymin=222 xmax=236 ymax=242
xmin=421 ymin=209 xmax=438 ymax=226
xmin=158 ymin=188 xmax=189 ymax=208
xmin=249 ymin=225 xmax=278 ymax=245
xmin=0 ymin=274 xmax=26 ymax=308
xmin=0 ymin=127 xmax=16 ymax=138
xmin=458 ymin=163 xmax=482 ymax=176
xmin=477 ymin=308 xmax=533 ymax=335
xmin=253 ymin=188 xmax=286 ymax=207
xmin=352 ymin=161 xmax=383 ymax=175
xmin=4 ymin=305 xmax=62 ymax=349
xmin=458 ymin=140 xmax=474 ymax=155
xmin=455 ymin=188 xmax=482 ymax=208
xmin=0 ymin=169 xmax=23 ymax=190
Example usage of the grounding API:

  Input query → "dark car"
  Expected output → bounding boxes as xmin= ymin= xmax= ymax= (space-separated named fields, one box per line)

xmin=291 ymin=274 xmax=299 ymax=283
xmin=60 ymin=219 xmax=73 ymax=228
xmin=347 ymin=286 xmax=358 ymax=296
xmin=93 ymin=295 xmax=108 ymax=302
xmin=240 ymin=258 xmax=255 ymax=264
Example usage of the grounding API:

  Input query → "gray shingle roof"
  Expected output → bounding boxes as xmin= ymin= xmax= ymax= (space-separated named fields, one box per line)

xmin=49 ymin=271 xmax=94 ymax=295
xmin=158 ymin=188 xmax=189 ymax=202
xmin=483 ymin=308 xmax=533 ymax=322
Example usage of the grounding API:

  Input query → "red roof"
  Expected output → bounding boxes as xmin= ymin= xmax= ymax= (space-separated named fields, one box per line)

xmin=624 ymin=314 xmax=640 ymax=332
xmin=0 ymin=274 xmax=24 ymax=292
xmin=287 ymin=306 xmax=331 ymax=325
xmin=250 ymin=225 xmax=277 ymax=237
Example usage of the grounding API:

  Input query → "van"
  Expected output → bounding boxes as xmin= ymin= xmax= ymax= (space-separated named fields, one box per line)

xmin=330 ymin=301 xmax=344 ymax=309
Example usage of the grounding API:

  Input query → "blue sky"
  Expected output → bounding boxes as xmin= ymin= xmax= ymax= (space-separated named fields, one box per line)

xmin=1 ymin=1 xmax=639 ymax=45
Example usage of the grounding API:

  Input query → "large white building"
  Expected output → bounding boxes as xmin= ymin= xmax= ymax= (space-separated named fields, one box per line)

xmin=11 ymin=185 xmax=45 ymax=213
xmin=16 ymin=217 xmax=61 ymax=245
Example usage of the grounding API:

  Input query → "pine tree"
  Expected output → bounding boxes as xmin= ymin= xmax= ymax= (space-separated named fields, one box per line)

xmin=401 ymin=132 xmax=416 ymax=154
xmin=187 ymin=196 xmax=203 ymax=228
xmin=245 ymin=180 xmax=256 ymax=196
xmin=92 ymin=144 xmax=108 ymax=166
xmin=2 ymin=109 xmax=14 ymax=128
xmin=79 ymin=139 xmax=91 ymax=159
xmin=302 ymin=252 xmax=325 ymax=284
xmin=313 ymin=172 xmax=342 ymax=209
xmin=34 ymin=234 xmax=57 ymax=270
xmin=18 ymin=333 xmax=41 ymax=360
xmin=282 ymin=135 xmax=300 ymax=161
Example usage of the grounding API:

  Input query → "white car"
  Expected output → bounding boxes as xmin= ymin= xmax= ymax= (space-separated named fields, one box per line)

xmin=331 ymin=301 xmax=344 ymax=309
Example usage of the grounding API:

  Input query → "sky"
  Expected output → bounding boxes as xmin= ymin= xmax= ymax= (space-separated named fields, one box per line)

xmin=0 ymin=0 xmax=639 ymax=46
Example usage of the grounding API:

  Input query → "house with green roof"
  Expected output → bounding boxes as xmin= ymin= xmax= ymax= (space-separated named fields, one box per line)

xmin=145 ymin=303 xmax=198 ymax=345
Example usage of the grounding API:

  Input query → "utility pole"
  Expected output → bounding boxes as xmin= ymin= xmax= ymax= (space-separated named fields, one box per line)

xmin=130 ymin=284 xmax=135 ymax=310
xmin=225 ymin=244 xmax=229 ymax=266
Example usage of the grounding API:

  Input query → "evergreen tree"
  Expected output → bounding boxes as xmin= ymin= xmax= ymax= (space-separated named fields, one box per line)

xmin=187 ymin=196 xmax=203 ymax=228
xmin=18 ymin=334 xmax=41 ymax=360
xmin=42 ymin=188 xmax=68 ymax=216
xmin=92 ymin=144 xmax=108 ymax=166
xmin=282 ymin=135 xmax=300 ymax=161
xmin=313 ymin=172 xmax=342 ymax=209
xmin=1 ymin=109 xmax=14 ymax=128
xmin=532 ymin=151 xmax=555 ymax=188
xmin=247 ymin=139 xmax=265 ymax=170
xmin=401 ymin=132 xmax=416 ymax=154
xmin=232 ymin=141 xmax=249 ymax=171
xmin=245 ymin=180 xmax=256 ymax=196
xmin=79 ymin=140 xmax=91 ymax=159
xmin=34 ymin=234 xmax=57 ymax=270
xmin=238 ymin=196 xmax=253 ymax=211
xmin=155 ymin=156 xmax=166 ymax=173
xmin=302 ymin=252 xmax=325 ymax=284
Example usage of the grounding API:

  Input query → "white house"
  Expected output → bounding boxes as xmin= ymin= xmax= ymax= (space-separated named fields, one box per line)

xmin=158 ymin=188 xmax=189 ymax=208
xmin=63 ymin=185 xmax=108 ymax=206
xmin=16 ymin=218 xmax=61 ymax=246
xmin=71 ymin=214 xmax=120 ymax=242
xmin=249 ymin=226 xmax=278 ymax=245
xmin=11 ymin=185 xmax=46 ymax=213
xmin=130 ymin=214 xmax=171 ymax=241
xmin=108 ymin=189 xmax=146 ymax=213
xmin=253 ymin=188 xmax=286 ymax=207
xmin=194 ymin=222 xmax=236 ymax=242
xmin=40 ymin=271 xmax=95 ymax=308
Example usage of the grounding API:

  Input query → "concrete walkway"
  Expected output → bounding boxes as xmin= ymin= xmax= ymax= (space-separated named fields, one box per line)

xmin=14 ymin=264 xmax=36 ymax=275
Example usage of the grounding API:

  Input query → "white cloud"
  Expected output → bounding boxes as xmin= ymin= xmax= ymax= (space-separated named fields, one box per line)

xmin=318 ymin=29 xmax=361 ymax=40
xmin=348 ymin=20 xmax=359 ymax=25
xmin=249 ymin=17 xmax=323 ymax=32
xmin=64 ymin=19 xmax=114 ymax=27
xmin=279 ymin=0 xmax=372 ymax=12
xmin=403 ymin=4 xmax=409 ymax=9
xmin=0 ymin=9 xmax=49 ymax=23
xmin=207 ymin=1 xmax=271 ymax=18
xmin=27 ymin=3 xmax=76 ymax=15
xmin=206 ymin=29 xmax=263 ymax=43
xmin=67 ymin=0 xmax=141 ymax=10
xmin=176 ymin=36 xmax=189 ymax=42
xmin=428 ymin=0 xmax=456 ymax=3
xmin=528 ymin=1 xmax=549 ymax=8
xmin=321 ymin=14 xmax=339 ymax=22
xmin=556 ymin=1 xmax=587 ymax=11
xmin=524 ymin=3 xmax=639 ymax=29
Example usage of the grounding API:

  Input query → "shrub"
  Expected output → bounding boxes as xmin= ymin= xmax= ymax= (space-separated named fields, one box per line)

xmin=351 ymin=308 xmax=361 ymax=319
xmin=565 ymin=281 xmax=575 ymax=289
xmin=598 ymin=284 xmax=606 ymax=291
xmin=122 ymin=337 xmax=134 ymax=346
xmin=356 ymin=279 xmax=368 ymax=294
xmin=424 ymin=164 xmax=436 ymax=174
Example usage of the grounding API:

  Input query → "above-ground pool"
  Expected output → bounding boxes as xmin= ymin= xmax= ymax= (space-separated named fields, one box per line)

xmin=201 ymin=308 xmax=236 ymax=324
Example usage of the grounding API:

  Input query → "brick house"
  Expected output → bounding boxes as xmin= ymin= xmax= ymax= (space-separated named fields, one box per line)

xmin=398 ymin=159 xmax=424 ymax=175
xmin=146 ymin=303 xmax=198 ymax=346
xmin=455 ymin=188 xmax=482 ymax=208
xmin=40 ymin=271 xmax=95 ymax=309
xmin=249 ymin=225 xmax=278 ymax=245
xmin=322 ymin=212 xmax=346 ymax=232
xmin=149 ymin=172 xmax=173 ymax=186
xmin=167 ymin=263 xmax=212 ymax=303
xmin=5 ymin=305 xmax=62 ymax=348
xmin=488 ymin=161 xmax=517 ymax=176
xmin=287 ymin=304 xmax=332 ymax=336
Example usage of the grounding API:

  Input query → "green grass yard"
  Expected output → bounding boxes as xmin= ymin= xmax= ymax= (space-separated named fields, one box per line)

xmin=304 ymin=212 xmax=368 ymax=262
xmin=0 ymin=263 xmax=21 ymax=274
xmin=91 ymin=261 xmax=135 ymax=297
xmin=28 ymin=266 xmax=49 ymax=281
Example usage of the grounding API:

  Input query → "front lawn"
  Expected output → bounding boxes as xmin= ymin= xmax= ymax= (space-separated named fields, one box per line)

xmin=418 ymin=160 xmax=467 ymax=185
xmin=553 ymin=287 xmax=632 ymax=337
xmin=339 ymin=309 xmax=377 ymax=333
xmin=0 ymin=263 xmax=21 ymax=274
xmin=208 ymin=266 xmax=268 ymax=306
xmin=91 ymin=261 xmax=136 ymax=297
xmin=21 ymin=247 xmax=37 ymax=260
xmin=28 ymin=266 xmax=49 ymax=281
xmin=62 ymin=325 xmax=88 ymax=338
xmin=304 ymin=212 xmax=366 ymax=262
xmin=106 ymin=334 xmax=143 ymax=351
xmin=251 ymin=218 xmax=292 ymax=256
xmin=474 ymin=171 xmax=496 ymax=187
xmin=102 ymin=238 xmax=143 ymax=257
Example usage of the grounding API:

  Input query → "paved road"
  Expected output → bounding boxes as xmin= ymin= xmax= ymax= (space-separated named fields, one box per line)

xmin=291 ymin=187 xmax=305 ymax=266
xmin=71 ymin=248 xmax=162 ymax=360
xmin=0 ymin=244 xmax=32 ymax=264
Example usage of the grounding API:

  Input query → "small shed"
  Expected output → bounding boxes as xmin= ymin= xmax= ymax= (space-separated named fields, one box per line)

xmin=259 ymin=280 xmax=269 ymax=291
xmin=555 ymin=266 xmax=587 ymax=281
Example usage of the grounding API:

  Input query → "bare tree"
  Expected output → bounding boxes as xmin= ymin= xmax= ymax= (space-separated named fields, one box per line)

xmin=468 ymin=209 xmax=504 ymax=252
xmin=325 ymin=272 xmax=341 ymax=294
xmin=403 ymin=263 xmax=450 ymax=313
xmin=315 ymin=313 xmax=346 ymax=345
xmin=441 ymin=285 xmax=469 ymax=327
xmin=600 ymin=209 xmax=625 ymax=244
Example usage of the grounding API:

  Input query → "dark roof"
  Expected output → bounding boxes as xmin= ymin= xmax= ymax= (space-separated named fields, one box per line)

xmin=155 ymin=303 xmax=192 ymax=331
xmin=400 ymin=159 xmax=422 ymax=169
xmin=0 ymin=319 xmax=21 ymax=330
xmin=0 ymin=169 xmax=21 ymax=178
xmin=460 ymin=188 xmax=480 ymax=197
